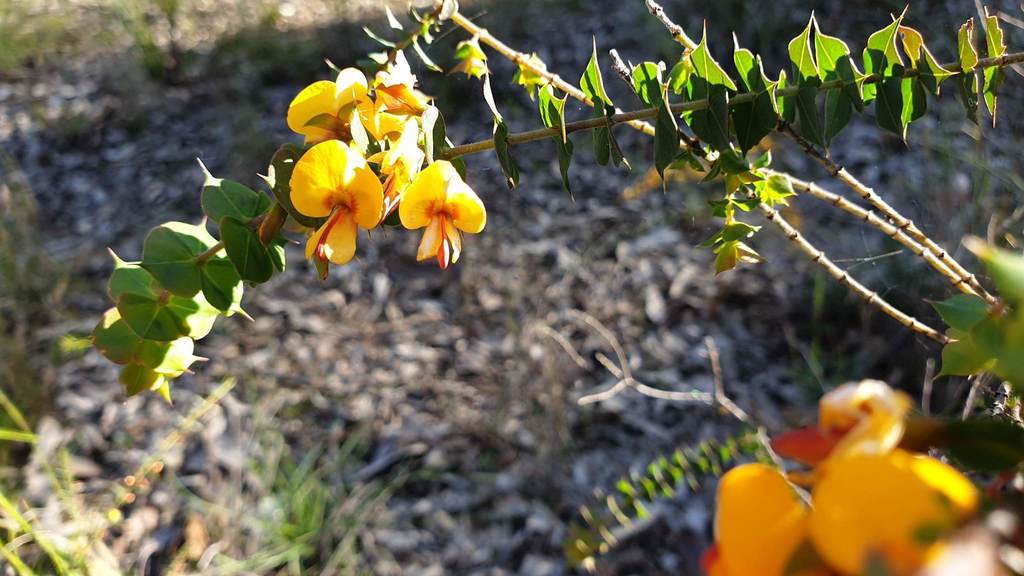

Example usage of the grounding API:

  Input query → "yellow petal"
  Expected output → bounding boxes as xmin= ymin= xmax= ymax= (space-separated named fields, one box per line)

xmin=446 ymin=176 xmax=486 ymax=234
xmin=400 ymin=161 xmax=447 ymax=229
xmin=334 ymin=68 xmax=368 ymax=108
xmin=810 ymin=451 xmax=978 ymax=575
xmin=289 ymin=140 xmax=351 ymax=218
xmin=819 ymin=380 xmax=912 ymax=461
xmin=715 ymin=463 xmax=808 ymax=576
xmin=416 ymin=217 xmax=442 ymax=262
xmin=344 ymin=162 xmax=385 ymax=229
xmin=287 ymin=80 xmax=339 ymax=143
xmin=321 ymin=212 xmax=358 ymax=265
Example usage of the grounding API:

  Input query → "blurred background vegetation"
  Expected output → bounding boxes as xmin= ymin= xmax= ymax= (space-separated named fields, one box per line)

xmin=1 ymin=0 xmax=1022 ymax=574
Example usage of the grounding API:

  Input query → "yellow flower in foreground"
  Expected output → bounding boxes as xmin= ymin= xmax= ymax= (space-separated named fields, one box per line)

xmin=399 ymin=161 xmax=485 ymax=269
xmin=810 ymin=450 xmax=979 ymax=575
xmin=374 ymin=51 xmax=430 ymax=115
xmin=289 ymin=140 xmax=383 ymax=267
xmin=287 ymin=68 xmax=369 ymax=144
xmin=818 ymin=379 xmax=912 ymax=462
xmin=706 ymin=463 xmax=809 ymax=576
xmin=371 ymin=118 xmax=424 ymax=216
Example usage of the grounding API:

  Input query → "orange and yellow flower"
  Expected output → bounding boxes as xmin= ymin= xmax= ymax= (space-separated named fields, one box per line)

xmin=399 ymin=160 xmax=485 ymax=269
xmin=704 ymin=463 xmax=809 ymax=576
xmin=706 ymin=380 xmax=980 ymax=576
xmin=374 ymin=51 xmax=430 ymax=115
xmin=289 ymin=140 xmax=383 ymax=268
xmin=371 ymin=118 xmax=425 ymax=216
xmin=809 ymin=450 xmax=978 ymax=575
xmin=287 ymin=68 xmax=371 ymax=144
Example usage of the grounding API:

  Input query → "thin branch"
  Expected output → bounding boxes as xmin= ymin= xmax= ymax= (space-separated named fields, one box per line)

xmin=446 ymin=9 xmax=953 ymax=346
xmin=641 ymin=0 xmax=999 ymax=304
xmin=645 ymin=0 xmax=697 ymax=50
xmin=776 ymin=171 xmax=981 ymax=297
xmin=758 ymin=203 xmax=949 ymax=344
xmin=779 ymin=124 xmax=997 ymax=304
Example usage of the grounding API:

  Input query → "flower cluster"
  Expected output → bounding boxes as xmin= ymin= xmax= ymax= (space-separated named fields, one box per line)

xmin=285 ymin=52 xmax=486 ymax=275
xmin=704 ymin=381 xmax=979 ymax=576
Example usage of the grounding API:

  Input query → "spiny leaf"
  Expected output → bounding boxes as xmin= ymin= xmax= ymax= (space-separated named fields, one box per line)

xmin=957 ymin=19 xmax=980 ymax=124
xmin=141 ymin=221 xmax=216 ymax=298
xmin=200 ymin=163 xmax=272 ymax=226
xmin=898 ymin=26 xmax=954 ymax=95
xmin=538 ymin=84 xmax=574 ymax=196
xmin=631 ymin=61 xmax=663 ymax=107
xmin=863 ymin=12 xmax=905 ymax=102
xmin=493 ymin=121 xmax=520 ymax=188
xmin=686 ymin=26 xmax=736 ymax=152
xmin=654 ymin=84 xmax=679 ymax=180
xmin=580 ymin=38 xmax=613 ymax=107
xmin=787 ymin=16 xmax=825 ymax=148
xmin=932 ymin=294 xmax=989 ymax=331
xmin=982 ymin=7 xmax=1005 ymax=125
xmin=220 ymin=216 xmax=275 ymax=284
xmin=732 ymin=37 xmax=779 ymax=152
xmin=814 ymin=22 xmax=862 ymax=144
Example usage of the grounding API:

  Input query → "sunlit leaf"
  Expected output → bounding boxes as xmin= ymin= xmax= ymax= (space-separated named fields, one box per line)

xmin=141 ymin=221 xmax=217 ymax=297
xmin=220 ymin=216 xmax=275 ymax=284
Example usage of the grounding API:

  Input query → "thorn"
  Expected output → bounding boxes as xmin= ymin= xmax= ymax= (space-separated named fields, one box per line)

xmin=196 ymin=158 xmax=221 ymax=186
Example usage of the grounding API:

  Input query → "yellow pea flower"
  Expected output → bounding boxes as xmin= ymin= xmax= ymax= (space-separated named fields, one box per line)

xmin=374 ymin=51 xmax=430 ymax=115
xmin=287 ymin=68 xmax=370 ymax=144
xmin=810 ymin=450 xmax=978 ymax=575
xmin=819 ymin=379 xmax=912 ymax=461
xmin=399 ymin=160 xmax=485 ymax=269
xmin=289 ymin=140 xmax=383 ymax=268
xmin=357 ymin=98 xmax=406 ymax=142
xmin=369 ymin=118 xmax=425 ymax=216
xmin=705 ymin=463 xmax=811 ymax=576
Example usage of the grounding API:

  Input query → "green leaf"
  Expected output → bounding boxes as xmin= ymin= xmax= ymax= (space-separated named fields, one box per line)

xmin=493 ymin=121 xmax=520 ymax=189
xmin=898 ymin=26 xmax=953 ymax=95
xmin=721 ymin=222 xmax=759 ymax=242
xmin=787 ymin=16 xmax=825 ymax=147
xmin=269 ymin=237 xmax=287 ymax=273
xmin=686 ymin=26 xmax=736 ymax=152
xmin=760 ymin=173 xmax=795 ymax=208
xmin=667 ymin=54 xmax=693 ymax=95
xmin=655 ymin=85 xmax=679 ymax=180
xmin=982 ymin=8 xmax=1005 ymax=125
xmin=363 ymin=26 xmax=396 ymax=48
xmin=411 ymin=37 xmax=442 ymax=72
xmin=815 ymin=23 xmax=862 ymax=144
xmin=979 ymin=244 xmax=1024 ymax=304
xmin=939 ymin=336 xmax=995 ymax=377
xmin=108 ymin=250 xmax=157 ymax=302
xmin=900 ymin=75 xmax=928 ymax=130
xmin=732 ymin=39 xmax=779 ymax=152
xmin=141 ymin=221 xmax=216 ymax=297
xmin=538 ymin=85 xmax=574 ymax=196
xmin=875 ymin=74 xmax=907 ymax=138
xmin=117 ymin=286 xmax=219 ymax=342
xmin=136 ymin=337 xmax=198 ymax=377
xmin=863 ymin=13 xmax=904 ymax=103
xmin=93 ymin=308 xmax=142 ymax=364
xmin=957 ymin=19 xmax=980 ymax=124
xmin=932 ymin=294 xmax=989 ymax=331
xmin=941 ymin=418 xmax=1024 ymax=472
xmin=265 ymin=144 xmax=325 ymax=229
xmin=631 ymin=61 xmax=663 ymax=107
xmin=200 ymin=161 xmax=272 ymax=225
xmin=958 ymin=19 xmax=979 ymax=72
xmin=788 ymin=16 xmax=819 ymax=83
xmin=776 ymin=70 xmax=796 ymax=123
xmin=580 ymin=38 xmax=613 ymax=107
xmin=119 ymin=364 xmax=166 ymax=397
xmin=220 ymin=216 xmax=274 ymax=284
xmin=815 ymin=23 xmax=863 ymax=107
xmin=199 ymin=257 xmax=243 ymax=313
